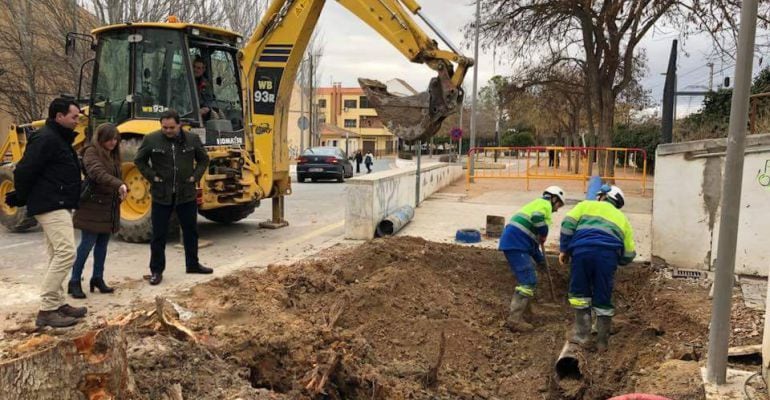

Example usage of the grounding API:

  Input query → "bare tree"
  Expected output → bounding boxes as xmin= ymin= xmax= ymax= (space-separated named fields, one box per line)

xmin=90 ymin=0 xmax=176 ymax=24
xmin=297 ymin=31 xmax=325 ymax=146
xmin=0 ymin=0 xmax=95 ymax=122
xmin=222 ymin=0 xmax=265 ymax=38
xmin=471 ymin=0 xmax=725 ymax=175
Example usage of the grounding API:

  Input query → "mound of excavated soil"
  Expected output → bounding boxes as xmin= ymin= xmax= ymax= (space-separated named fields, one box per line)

xmin=4 ymin=237 xmax=762 ymax=399
xmin=124 ymin=236 xmax=758 ymax=399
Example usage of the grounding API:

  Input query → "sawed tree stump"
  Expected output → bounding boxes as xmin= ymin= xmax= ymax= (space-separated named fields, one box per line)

xmin=0 ymin=325 xmax=131 ymax=399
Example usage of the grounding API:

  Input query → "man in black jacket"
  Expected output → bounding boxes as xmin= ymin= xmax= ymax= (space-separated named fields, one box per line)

xmin=8 ymin=98 xmax=87 ymax=328
xmin=134 ymin=109 xmax=211 ymax=285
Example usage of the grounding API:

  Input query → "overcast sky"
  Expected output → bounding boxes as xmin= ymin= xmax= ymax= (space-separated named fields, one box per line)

xmin=313 ymin=1 xmax=756 ymax=117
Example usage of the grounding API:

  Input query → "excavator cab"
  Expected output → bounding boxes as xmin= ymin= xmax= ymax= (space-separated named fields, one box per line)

xmin=88 ymin=24 xmax=244 ymax=145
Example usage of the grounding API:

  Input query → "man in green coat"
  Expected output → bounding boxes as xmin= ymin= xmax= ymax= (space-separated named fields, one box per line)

xmin=135 ymin=109 xmax=211 ymax=285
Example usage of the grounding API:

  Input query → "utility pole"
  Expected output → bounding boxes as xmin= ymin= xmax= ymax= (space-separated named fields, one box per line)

xmin=308 ymin=54 xmax=314 ymax=147
xmin=708 ymin=62 xmax=715 ymax=92
xmin=458 ymin=98 xmax=464 ymax=163
xmin=705 ymin=0 xmax=758 ymax=384
xmin=469 ymin=0 xmax=481 ymax=181
xmin=661 ymin=40 xmax=677 ymax=144
xmin=300 ymin=59 xmax=305 ymax=153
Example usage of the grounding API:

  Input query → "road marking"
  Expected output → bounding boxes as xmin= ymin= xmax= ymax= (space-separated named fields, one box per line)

xmin=0 ymin=240 xmax=37 ymax=250
xmin=291 ymin=220 xmax=344 ymax=243
xmin=225 ymin=221 xmax=344 ymax=269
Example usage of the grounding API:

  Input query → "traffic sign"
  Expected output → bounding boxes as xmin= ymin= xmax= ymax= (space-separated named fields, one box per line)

xmin=450 ymin=127 xmax=463 ymax=139
xmin=297 ymin=115 xmax=309 ymax=130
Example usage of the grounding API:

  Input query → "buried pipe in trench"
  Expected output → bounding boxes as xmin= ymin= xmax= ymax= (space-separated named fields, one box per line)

xmin=375 ymin=205 xmax=415 ymax=237
xmin=555 ymin=342 xmax=673 ymax=400
xmin=555 ymin=341 xmax=583 ymax=380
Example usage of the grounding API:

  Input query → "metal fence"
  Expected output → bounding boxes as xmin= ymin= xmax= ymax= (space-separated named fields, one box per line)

xmin=466 ymin=146 xmax=648 ymax=194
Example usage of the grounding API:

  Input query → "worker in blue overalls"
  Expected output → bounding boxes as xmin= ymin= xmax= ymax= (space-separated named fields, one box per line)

xmin=499 ymin=186 xmax=566 ymax=332
xmin=559 ymin=184 xmax=636 ymax=351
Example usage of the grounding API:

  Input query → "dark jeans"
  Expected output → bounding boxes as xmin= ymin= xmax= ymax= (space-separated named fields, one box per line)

xmin=356 ymin=161 xmax=361 ymax=173
xmin=150 ymin=200 xmax=199 ymax=274
xmin=366 ymin=163 xmax=372 ymax=173
xmin=70 ymin=230 xmax=111 ymax=282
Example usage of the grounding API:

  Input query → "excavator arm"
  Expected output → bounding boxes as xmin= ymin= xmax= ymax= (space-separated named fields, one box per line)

xmin=239 ymin=0 xmax=472 ymax=198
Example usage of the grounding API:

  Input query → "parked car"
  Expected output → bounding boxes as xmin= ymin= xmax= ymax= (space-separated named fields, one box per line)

xmin=297 ymin=147 xmax=354 ymax=183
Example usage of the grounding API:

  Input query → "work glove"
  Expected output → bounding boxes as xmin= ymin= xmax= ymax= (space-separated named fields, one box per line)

xmin=4 ymin=191 xmax=19 ymax=207
xmin=558 ymin=252 xmax=570 ymax=266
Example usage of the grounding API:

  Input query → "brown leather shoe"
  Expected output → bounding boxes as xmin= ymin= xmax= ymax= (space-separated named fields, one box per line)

xmin=36 ymin=310 xmax=78 ymax=328
xmin=57 ymin=304 xmax=87 ymax=318
xmin=149 ymin=273 xmax=163 ymax=285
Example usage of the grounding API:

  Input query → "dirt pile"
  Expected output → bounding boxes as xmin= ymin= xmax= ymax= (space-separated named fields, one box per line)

xmin=3 ymin=237 xmax=764 ymax=399
xmin=127 ymin=236 xmax=752 ymax=399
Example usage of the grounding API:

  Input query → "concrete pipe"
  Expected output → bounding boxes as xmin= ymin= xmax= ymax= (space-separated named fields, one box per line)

xmin=376 ymin=205 xmax=415 ymax=237
xmin=555 ymin=341 xmax=582 ymax=380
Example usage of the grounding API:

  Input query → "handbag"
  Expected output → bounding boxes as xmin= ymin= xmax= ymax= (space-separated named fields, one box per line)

xmin=80 ymin=177 xmax=94 ymax=201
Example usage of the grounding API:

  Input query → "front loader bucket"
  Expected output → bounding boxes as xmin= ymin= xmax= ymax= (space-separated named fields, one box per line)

xmin=359 ymin=77 xmax=463 ymax=143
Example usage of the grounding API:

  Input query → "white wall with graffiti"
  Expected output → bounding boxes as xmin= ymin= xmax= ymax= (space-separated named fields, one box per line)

xmin=652 ymin=134 xmax=770 ymax=276
xmin=345 ymin=162 xmax=464 ymax=240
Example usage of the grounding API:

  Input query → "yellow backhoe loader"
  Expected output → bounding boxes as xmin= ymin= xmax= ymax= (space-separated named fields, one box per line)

xmin=0 ymin=0 xmax=472 ymax=241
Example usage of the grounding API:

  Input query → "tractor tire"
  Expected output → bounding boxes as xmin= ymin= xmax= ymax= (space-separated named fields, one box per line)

xmin=0 ymin=167 xmax=37 ymax=232
xmin=199 ymin=202 xmax=258 ymax=224
xmin=117 ymin=138 xmax=155 ymax=243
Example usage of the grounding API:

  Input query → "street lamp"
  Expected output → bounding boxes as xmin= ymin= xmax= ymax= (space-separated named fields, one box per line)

xmin=469 ymin=0 xmax=481 ymax=181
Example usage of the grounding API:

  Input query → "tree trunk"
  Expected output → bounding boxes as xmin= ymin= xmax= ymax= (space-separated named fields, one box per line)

xmin=0 ymin=326 xmax=132 ymax=399
xmin=597 ymin=86 xmax=616 ymax=179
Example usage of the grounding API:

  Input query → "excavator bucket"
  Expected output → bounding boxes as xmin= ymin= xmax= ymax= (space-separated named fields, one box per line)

xmin=358 ymin=77 xmax=463 ymax=143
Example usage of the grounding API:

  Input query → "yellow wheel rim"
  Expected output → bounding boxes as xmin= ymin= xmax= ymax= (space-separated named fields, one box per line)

xmin=0 ymin=179 xmax=17 ymax=217
xmin=121 ymin=162 xmax=151 ymax=221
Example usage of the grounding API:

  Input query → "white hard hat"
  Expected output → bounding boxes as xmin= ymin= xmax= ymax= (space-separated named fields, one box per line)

xmin=604 ymin=185 xmax=625 ymax=209
xmin=543 ymin=186 xmax=566 ymax=204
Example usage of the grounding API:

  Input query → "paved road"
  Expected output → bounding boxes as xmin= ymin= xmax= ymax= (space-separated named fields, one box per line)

xmin=0 ymin=157 xmax=393 ymax=323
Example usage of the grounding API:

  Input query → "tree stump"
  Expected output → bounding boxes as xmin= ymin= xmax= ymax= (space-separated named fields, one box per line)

xmin=0 ymin=325 xmax=131 ymax=399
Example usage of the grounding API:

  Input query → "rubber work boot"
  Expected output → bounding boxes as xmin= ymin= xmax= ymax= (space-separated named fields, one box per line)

xmin=570 ymin=308 xmax=593 ymax=347
xmin=595 ymin=316 xmax=612 ymax=352
xmin=35 ymin=310 xmax=79 ymax=328
xmin=506 ymin=293 xmax=534 ymax=332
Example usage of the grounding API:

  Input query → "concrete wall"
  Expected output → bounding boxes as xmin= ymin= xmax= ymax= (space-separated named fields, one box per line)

xmin=345 ymin=162 xmax=464 ymax=239
xmin=652 ymin=134 xmax=770 ymax=276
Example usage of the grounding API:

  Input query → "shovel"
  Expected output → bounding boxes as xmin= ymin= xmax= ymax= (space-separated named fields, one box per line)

xmin=542 ymin=243 xmax=557 ymax=301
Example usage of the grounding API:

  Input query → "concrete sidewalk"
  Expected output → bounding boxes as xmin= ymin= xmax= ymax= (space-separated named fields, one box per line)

xmin=398 ymin=178 xmax=653 ymax=262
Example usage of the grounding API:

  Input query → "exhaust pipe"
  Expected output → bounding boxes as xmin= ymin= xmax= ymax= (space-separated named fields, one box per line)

xmin=555 ymin=341 xmax=583 ymax=380
xmin=376 ymin=206 xmax=415 ymax=237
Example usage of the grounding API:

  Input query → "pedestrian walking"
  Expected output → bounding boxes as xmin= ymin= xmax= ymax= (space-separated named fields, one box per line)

xmin=498 ymin=186 xmax=565 ymax=332
xmin=364 ymin=151 xmax=374 ymax=173
xmin=6 ymin=98 xmax=87 ymax=327
xmin=69 ymin=123 xmax=127 ymax=299
xmin=560 ymin=184 xmax=636 ymax=351
xmin=134 ymin=110 xmax=211 ymax=286
xmin=355 ymin=150 xmax=363 ymax=174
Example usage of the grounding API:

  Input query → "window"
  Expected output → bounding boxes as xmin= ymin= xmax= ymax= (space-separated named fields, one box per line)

xmin=344 ymin=119 xmax=357 ymax=128
xmin=359 ymin=116 xmax=382 ymax=128
xmin=208 ymin=49 xmax=243 ymax=129
xmin=332 ymin=140 xmax=338 ymax=147
xmin=318 ymin=99 xmax=327 ymax=108
xmin=134 ymin=29 xmax=193 ymax=118
xmin=343 ymin=99 xmax=357 ymax=109
xmin=91 ymin=31 xmax=131 ymax=125
xmin=359 ymin=96 xmax=372 ymax=108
